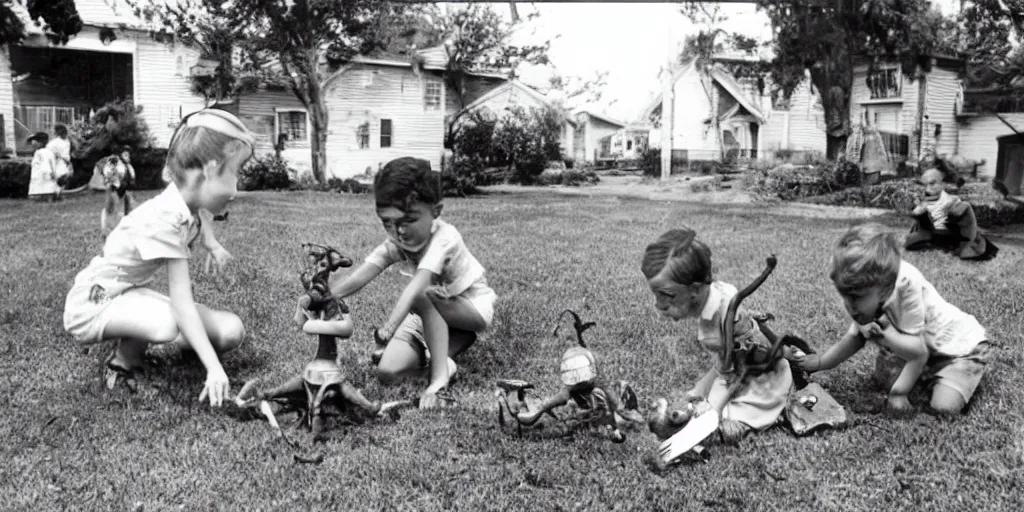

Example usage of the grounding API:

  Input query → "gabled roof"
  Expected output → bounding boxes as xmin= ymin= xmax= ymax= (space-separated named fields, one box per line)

xmin=460 ymin=80 xmax=577 ymax=126
xmin=710 ymin=68 xmax=765 ymax=123
xmin=578 ymin=110 xmax=626 ymax=128
xmin=640 ymin=60 xmax=766 ymax=124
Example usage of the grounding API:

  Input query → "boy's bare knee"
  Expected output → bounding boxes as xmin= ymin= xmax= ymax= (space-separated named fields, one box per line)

xmin=376 ymin=365 xmax=402 ymax=385
xmin=930 ymin=386 xmax=966 ymax=415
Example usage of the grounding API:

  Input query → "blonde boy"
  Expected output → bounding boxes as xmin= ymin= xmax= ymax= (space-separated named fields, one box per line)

xmin=787 ymin=223 xmax=992 ymax=415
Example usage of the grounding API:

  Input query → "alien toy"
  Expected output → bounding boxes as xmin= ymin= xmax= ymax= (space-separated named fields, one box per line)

xmin=235 ymin=243 xmax=412 ymax=440
xmin=495 ymin=309 xmax=644 ymax=443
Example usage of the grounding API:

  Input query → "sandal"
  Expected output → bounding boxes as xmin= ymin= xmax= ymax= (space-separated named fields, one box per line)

xmin=102 ymin=352 xmax=140 ymax=393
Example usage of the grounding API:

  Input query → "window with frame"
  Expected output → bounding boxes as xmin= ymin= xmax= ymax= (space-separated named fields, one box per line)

xmin=868 ymin=67 xmax=902 ymax=99
xmin=276 ymin=110 xmax=308 ymax=143
xmin=423 ymin=80 xmax=442 ymax=111
xmin=380 ymin=119 xmax=392 ymax=148
xmin=357 ymin=122 xmax=370 ymax=149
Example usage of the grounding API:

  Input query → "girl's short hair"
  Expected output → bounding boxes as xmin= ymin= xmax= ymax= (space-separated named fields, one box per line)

xmin=374 ymin=157 xmax=441 ymax=210
xmin=641 ymin=228 xmax=713 ymax=284
xmin=829 ymin=223 xmax=901 ymax=295
xmin=164 ymin=109 xmax=255 ymax=185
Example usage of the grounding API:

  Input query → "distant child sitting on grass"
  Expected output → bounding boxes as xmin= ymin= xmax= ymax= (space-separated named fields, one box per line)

xmin=64 ymin=109 xmax=255 ymax=407
xmin=642 ymin=227 xmax=793 ymax=444
xmin=306 ymin=157 xmax=496 ymax=409
xmin=787 ymin=223 xmax=993 ymax=415
xmin=905 ymin=168 xmax=998 ymax=261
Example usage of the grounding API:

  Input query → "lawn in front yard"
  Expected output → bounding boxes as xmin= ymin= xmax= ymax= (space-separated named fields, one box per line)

xmin=1 ymin=190 xmax=1022 ymax=511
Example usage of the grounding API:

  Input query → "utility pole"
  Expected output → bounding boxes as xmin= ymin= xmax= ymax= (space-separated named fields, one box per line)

xmin=660 ymin=6 xmax=674 ymax=180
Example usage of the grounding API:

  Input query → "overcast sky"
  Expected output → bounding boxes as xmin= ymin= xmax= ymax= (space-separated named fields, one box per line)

xmin=481 ymin=0 xmax=962 ymax=123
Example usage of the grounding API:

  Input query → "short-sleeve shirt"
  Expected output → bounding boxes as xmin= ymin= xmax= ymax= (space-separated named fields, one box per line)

xmin=364 ymin=219 xmax=485 ymax=297
xmin=848 ymin=259 xmax=986 ymax=357
xmin=923 ymin=190 xmax=960 ymax=232
xmin=71 ymin=183 xmax=201 ymax=298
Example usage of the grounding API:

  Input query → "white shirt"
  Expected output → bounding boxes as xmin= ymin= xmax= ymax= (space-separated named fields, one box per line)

xmin=72 ymin=183 xmax=201 ymax=297
xmin=923 ymin=190 xmax=960 ymax=232
xmin=365 ymin=219 xmax=486 ymax=297
xmin=849 ymin=260 xmax=986 ymax=357
xmin=46 ymin=137 xmax=71 ymax=179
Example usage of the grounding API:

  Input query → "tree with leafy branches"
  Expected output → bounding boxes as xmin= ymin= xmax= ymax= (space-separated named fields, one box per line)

xmin=406 ymin=4 xmax=551 ymax=148
xmin=678 ymin=0 xmax=955 ymax=158
xmin=754 ymin=0 xmax=955 ymax=158
xmin=0 ymin=0 xmax=83 ymax=46
xmin=956 ymin=0 xmax=1024 ymax=114
xmin=132 ymin=0 xmax=411 ymax=183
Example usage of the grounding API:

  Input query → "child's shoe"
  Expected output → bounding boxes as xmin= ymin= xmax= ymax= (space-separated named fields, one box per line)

xmin=102 ymin=352 xmax=141 ymax=393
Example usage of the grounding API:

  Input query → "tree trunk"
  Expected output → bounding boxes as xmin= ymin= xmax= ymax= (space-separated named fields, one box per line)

xmin=306 ymin=66 xmax=329 ymax=183
xmin=309 ymin=98 xmax=328 ymax=183
xmin=810 ymin=58 xmax=852 ymax=161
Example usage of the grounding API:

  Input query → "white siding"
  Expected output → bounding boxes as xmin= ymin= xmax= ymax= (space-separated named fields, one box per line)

xmin=784 ymin=81 xmax=826 ymax=153
xmin=236 ymin=90 xmax=312 ymax=174
xmin=957 ymin=113 xmax=1024 ymax=180
xmin=132 ymin=33 xmax=206 ymax=146
xmin=850 ymin=63 xmax=921 ymax=157
xmin=0 ymin=47 xmax=14 ymax=150
xmin=920 ymin=67 xmax=960 ymax=158
xmin=671 ymin=66 xmax=719 ymax=159
xmin=323 ymin=64 xmax=445 ymax=179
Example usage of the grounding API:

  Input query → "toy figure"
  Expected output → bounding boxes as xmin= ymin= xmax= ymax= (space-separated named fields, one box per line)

xmin=496 ymin=309 xmax=644 ymax=443
xmin=647 ymin=255 xmax=822 ymax=464
xmin=235 ymin=243 xmax=412 ymax=440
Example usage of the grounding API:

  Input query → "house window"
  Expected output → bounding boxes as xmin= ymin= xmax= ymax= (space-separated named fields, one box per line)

xmin=276 ymin=109 xmax=308 ymax=143
xmin=627 ymin=140 xmax=633 ymax=151
xmin=380 ymin=119 xmax=392 ymax=148
xmin=357 ymin=122 xmax=370 ymax=149
xmin=868 ymin=67 xmax=901 ymax=99
xmin=424 ymin=80 xmax=442 ymax=111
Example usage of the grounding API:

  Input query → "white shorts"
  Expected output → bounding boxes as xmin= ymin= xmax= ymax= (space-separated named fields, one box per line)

xmin=63 ymin=284 xmax=166 ymax=344
xmin=392 ymin=278 xmax=497 ymax=350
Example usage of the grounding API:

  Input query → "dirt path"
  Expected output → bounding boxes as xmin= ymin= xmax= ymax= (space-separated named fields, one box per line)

xmin=485 ymin=175 xmax=895 ymax=221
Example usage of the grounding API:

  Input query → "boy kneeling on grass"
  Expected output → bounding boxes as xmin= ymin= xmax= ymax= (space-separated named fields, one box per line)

xmin=298 ymin=157 xmax=496 ymax=409
xmin=64 ymin=109 xmax=255 ymax=407
xmin=786 ymin=223 xmax=993 ymax=416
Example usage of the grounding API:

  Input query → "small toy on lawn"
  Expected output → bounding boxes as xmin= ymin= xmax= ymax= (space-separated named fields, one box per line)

xmin=234 ymin=243 xmax=414 ymax=442
xmin=648 ymin=255 xmax=828 ymax=466
xmin=495 ymin=309 xmax=644 ymax=443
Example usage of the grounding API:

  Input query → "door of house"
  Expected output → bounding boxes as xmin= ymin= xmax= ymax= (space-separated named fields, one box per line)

xmin=1003 ymin=142 xmax=1024 ymax=196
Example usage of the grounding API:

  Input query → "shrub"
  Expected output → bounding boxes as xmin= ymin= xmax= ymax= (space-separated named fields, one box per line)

xmin=563 ymin=157 xmax=575 ymax=170
xmin=535 ymin=169 xmax=600 ymax=187
xmin=744 ymin=161 xmax=864 ymax=201
xmin=639 ymin=146 xmax=660 ymax=177
xmin=452 ymin=110 xmax=501 ymax=163
xmin=240 ymin=154 xmax=293 ymax=191
xmin=442 ymin=156 xmax=486 ymax=197
xmin=70 ymin=98 xmax=156 ymax=168
xmin=129 ymin=147 xmax=169 ymax=190
xmin=689 ymin=175 xmax=724 ymax=193
xmin=0 ymin=159 xmax=31 ymax=198
xmin=493 ymin=106 xmax=563 ymax=184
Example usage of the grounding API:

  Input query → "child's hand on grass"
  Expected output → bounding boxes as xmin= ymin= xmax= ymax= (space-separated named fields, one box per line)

xmin=886 ymin=394 xmax=913 ymax=415
xmin=199 ymin=367 xmax=230 ymax=407
xmin=202 ymin=245 xmax=233 ymax=276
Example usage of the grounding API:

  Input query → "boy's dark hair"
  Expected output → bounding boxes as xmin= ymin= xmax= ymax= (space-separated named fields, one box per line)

xmin=374 ymin=157 xmax=441 ymax=210
xmin=53 ymin=124 xmax=68 ymax=137
xmin=27 ymin=132 xmax=49 ymax=145
xmin=641 ymin=227 xmax=713 ymax=284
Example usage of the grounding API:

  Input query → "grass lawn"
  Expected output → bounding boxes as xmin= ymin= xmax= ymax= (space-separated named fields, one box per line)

xmin=1 ymin=189 xmax=1022 ymax=511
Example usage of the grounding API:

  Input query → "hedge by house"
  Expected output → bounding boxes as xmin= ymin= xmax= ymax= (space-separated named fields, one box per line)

xmin=743 ymin=161 xmax=862 ymax=201
xmin=800 ymin=179 xmax=1024 ymax=227
xmin=0 ymin=159 xmax=31 ymax=198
